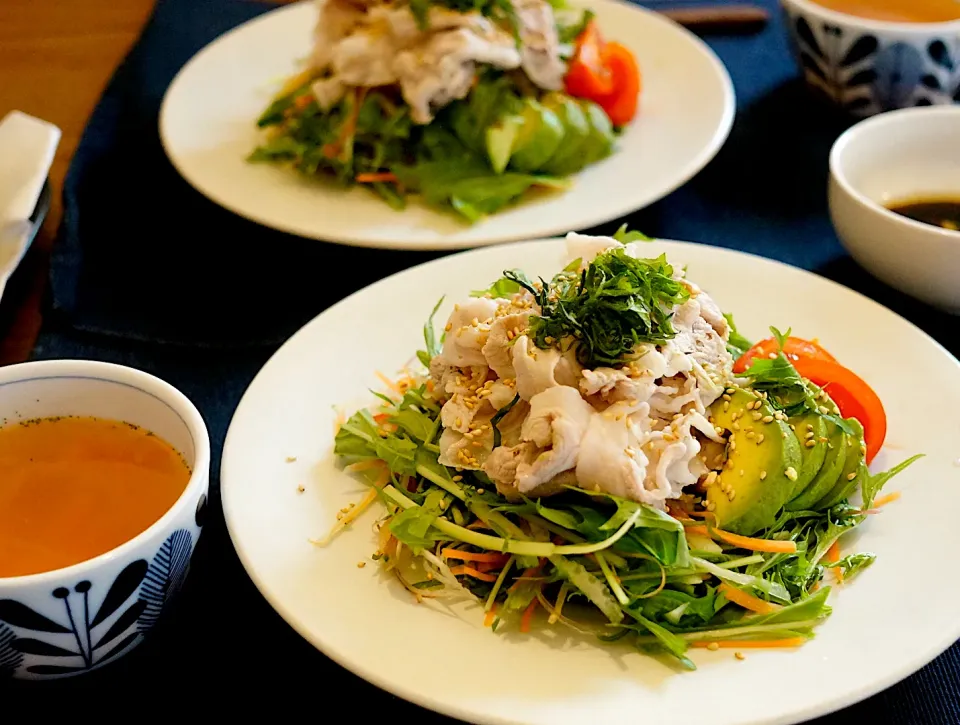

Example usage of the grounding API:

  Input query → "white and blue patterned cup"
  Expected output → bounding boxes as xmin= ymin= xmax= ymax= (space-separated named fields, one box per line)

xmin=0 ymin=360 xmax=210 ymax=680
xmin=781 ymin=0 xmax=960 ymax=116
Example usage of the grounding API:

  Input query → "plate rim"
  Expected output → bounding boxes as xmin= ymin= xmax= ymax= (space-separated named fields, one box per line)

xmin=158 ymin=0 xmax=736 ymax=251
xmin=221 ymin=235 xmax=960 ymax=725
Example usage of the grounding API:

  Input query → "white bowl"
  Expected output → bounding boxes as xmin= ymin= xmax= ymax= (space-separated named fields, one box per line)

xmin=0 ymin=360 xmax=210 ymax=680
xmin=828 ymin=104 xmax=960 ymax=313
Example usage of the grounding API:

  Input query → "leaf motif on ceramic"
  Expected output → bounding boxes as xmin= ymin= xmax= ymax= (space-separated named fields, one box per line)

xmin=873 ymin=43 xmax=926 ymax=111
xmin=195 ymin=493 xmax=208 ymax=528
xmin=0 ymin=560 xmax=149 ymax=677
xmin=840 ymin=36 xmax=878 ymax=68
xmin=928 ymin=40 xmax=955 ymax=72
xmin=0 ymin=622 xmax=23 ymax=677
xmin=138 ymin=529 xmax=194 ymax=634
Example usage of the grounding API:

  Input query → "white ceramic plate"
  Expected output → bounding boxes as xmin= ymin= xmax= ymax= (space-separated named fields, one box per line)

xmin=159 ymin=0 xmax=734 ymax=250
xmin=221 ymin=237 xmax=960 ymax=725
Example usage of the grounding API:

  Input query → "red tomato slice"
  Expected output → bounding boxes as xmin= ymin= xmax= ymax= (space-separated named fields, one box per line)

xmin=563 ymin=21 xmax=614 ymax=99
xmin=596 ymin=42 xmax=641 ymax=126
xmin=791 ymin=358 xmax=887 ymax=465
xmin=733 ymin=336 xmax=837 ymax=374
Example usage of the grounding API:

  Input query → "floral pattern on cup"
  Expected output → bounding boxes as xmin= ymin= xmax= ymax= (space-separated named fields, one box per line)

xmin=781 ymin=0 xmax=960 ymax=117
xmin=0 ymin=494 xmax=205 ymax=680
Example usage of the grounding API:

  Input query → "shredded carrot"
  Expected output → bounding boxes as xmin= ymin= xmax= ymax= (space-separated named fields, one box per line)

xmin=310 ymin=487 xmax=379 ymax=546
xmin=356 ymin=172 xmax=398 ymax=184
xmin=718 ymin=583 xmax=782 ymax=615
xmin=449 ymin=565 xmax=498 ymax=582
xmin=467 ymin=520 xmax=493 ymax=530
xmin=872 ymin=491 xmax=901 ymax=508
xmin=375 ymin=371 xmax=403 ymax=394
xmin=692 ymin=638 xmax=806 ymax=649
xmin=683 ymin=524 xmax=798 ymax=554
xmin=484 ymin=606 xmax=497 ymax=628
xmin=426 ymin=379 xmax=435 ymax=392
xmin=278 ymin=68 xmax=316 ymax=96
xmin=344 ymin=459 xmax=386 ymax=473
xmin=323 ymin=88 xmax=367 ymax=160
xmin=509 ymin=564 xmax=544 ymax=592
xmin=826 ymin=541 xmax=843 ymax=584
xmin=711 ymin=529 xmax=798 ymax=554
xmin=373 ymin=412 xmax=390 ymax=423
xmin=520 ymin=598 xmax=539 ymax=633
xmin=293 ymin=93 xmax=313 ymax=111
xmin=442 ymin=549 xmax=510 ymax=565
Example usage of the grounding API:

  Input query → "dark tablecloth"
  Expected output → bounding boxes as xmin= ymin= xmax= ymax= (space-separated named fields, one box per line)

xmin=4 ymin=0 xmax=960 ymax=719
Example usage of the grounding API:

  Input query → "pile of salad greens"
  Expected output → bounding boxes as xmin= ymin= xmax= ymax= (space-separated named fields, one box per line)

xmin=326 ymin=232 xmax=920 ymax=669
xmin=248 ymin=3 xmax=619 ymax=222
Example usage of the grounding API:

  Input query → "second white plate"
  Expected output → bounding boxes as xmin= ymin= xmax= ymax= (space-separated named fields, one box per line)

xmin=159 ymin=0 xmax=734 ymax=250
xmin=222 ymin=236 xmax=960 ymax=725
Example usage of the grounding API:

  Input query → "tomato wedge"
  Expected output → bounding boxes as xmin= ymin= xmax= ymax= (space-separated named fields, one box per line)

xmin=791 ymin=358 xmax=887 ymax=465
xmin=564 ymin=21 xmax=642 ymax=126
xmin=733 ymin=336 xmax=837 ymax=374
xmin=597 ymin=42 xmax=641 ymax=126
xmin=564 ymin=21 xmax=613 ymax=99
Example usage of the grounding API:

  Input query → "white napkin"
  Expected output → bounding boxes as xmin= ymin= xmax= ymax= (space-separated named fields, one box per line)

xmin=0 ymin=110 xmax=61 ymax=300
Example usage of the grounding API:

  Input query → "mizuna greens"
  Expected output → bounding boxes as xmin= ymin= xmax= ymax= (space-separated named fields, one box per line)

xmin=323 ymin=232 xmax=921 ymax=670
xmin=248 ymin=0 xmax=639 ymax=222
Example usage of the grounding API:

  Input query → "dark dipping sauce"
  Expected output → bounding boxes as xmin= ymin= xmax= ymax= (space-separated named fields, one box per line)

xmin=887 ymin=198 xmax=960 ymax=232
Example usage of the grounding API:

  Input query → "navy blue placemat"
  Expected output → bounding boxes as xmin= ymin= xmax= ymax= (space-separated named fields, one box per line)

xmin=9 ymin=0 xmax=960 ymax=719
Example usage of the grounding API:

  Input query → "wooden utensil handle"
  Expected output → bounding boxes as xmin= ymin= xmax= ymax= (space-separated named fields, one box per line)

xmin=660 ymin=5 xmax=769 ymax=32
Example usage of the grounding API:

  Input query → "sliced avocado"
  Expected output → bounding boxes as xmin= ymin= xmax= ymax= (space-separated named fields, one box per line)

xmin=786 ymin=419 xmax=847 ymax=511
xmin=787 ymin=411 xmax=828 ymax=499
xmin=812 ymin=418 xmax=867 ymax=510
xmin=578 ymin=100 xmax=615 ymax=166
xmin=540 ymin=93 xmax=591 ymax=176
xmin=705 ymin=388 xmax=802 ymax=536
xmin=485 ymin=115 xmax=522 ymax=174
xmin=508 ymin=99 xmax=566 ymax=173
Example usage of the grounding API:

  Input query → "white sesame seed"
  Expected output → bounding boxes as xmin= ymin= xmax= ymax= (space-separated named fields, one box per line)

xmin=760 ymin=471 xmax=767 ymax=480
xmin=762 ymin=415 xmax=774 ymax=424
xmin=847 ymin=472 xmax=857 ymax=480
xmin=785 ymin=467 xmax=798 ymax=481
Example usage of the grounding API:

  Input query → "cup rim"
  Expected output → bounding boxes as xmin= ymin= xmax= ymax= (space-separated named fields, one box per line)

xmin=829 ymin=105 xmax=960 ymax=242
xmin=0 ymin=359 xmax=211 ymax=588
xmin=781 ymin=0 xmax=960 ymax=33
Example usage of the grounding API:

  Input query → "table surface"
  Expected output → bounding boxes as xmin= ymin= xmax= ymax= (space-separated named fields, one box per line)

xmin=0 ymin=0 xmax=156 ymax=366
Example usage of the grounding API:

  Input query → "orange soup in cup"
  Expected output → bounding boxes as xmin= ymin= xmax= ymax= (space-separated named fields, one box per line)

xmin=808 ymin=0 xmax=960 ymax=23
xmin=0 ymin=416 xmax=191 ymax=578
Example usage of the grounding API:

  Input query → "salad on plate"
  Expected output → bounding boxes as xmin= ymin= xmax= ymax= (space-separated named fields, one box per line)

xmin=326 ymin=230 xmax=920 ymax=669
xmin=248 ymin=0 xmax=640 ymax=222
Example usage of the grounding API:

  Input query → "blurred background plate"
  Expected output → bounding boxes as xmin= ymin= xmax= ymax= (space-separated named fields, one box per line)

xmin=159 ymin=0 xmax=735 ymax=250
